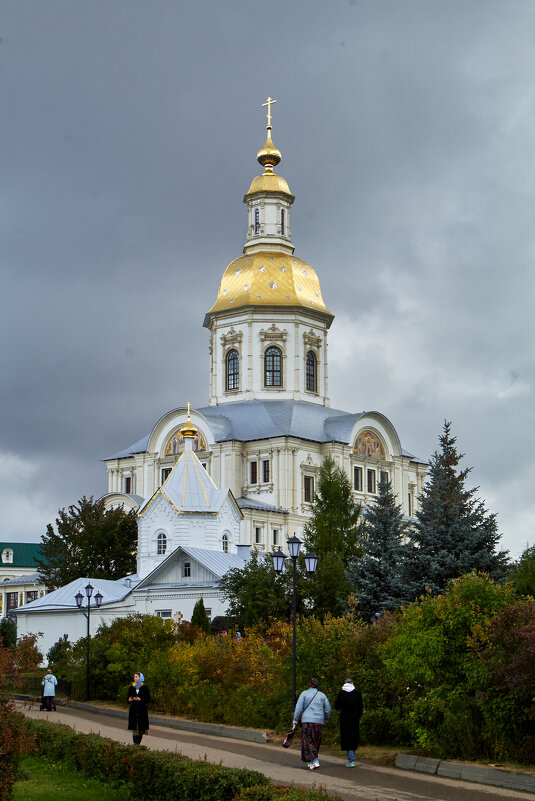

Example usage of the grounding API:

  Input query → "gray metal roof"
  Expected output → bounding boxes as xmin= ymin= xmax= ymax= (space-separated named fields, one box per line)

xmin=236 ymin=497 xmax=288 ymax=513
xmin=105 ymin=400 xmax=425 ymax=463
xmin=0 ymin=572 xmax=42 ymax=586
xmin=14 ymin=576 xmax=133 ymax=613
xmin=139 ymin=449 xmax=230 ymax=516
xmin=136 ymin=545 xmax=247 ymax=590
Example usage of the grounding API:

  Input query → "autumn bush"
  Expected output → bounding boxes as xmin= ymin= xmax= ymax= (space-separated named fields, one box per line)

xmin=0 ymin=632 xmax=41 ymax=801
xmin=46 ymin=574 xmax=535 ymax=763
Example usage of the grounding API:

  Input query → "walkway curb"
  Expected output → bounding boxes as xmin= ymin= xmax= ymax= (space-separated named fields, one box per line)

xmin=14 ymin=695 xmax=267 ymax=744
xmin=396 ymin=753 xmax=535 ymax=794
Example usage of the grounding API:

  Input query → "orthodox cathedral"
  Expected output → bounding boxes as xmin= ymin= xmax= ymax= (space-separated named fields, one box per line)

xmin=16 ymin=103 xmax=426 ymax=654
xmin=103 ymin=103 xmax=427 ymax=566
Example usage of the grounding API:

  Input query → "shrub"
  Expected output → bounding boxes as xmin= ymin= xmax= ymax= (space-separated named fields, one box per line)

xmin=26 ymin=719 xmax=269 ymax=801
xmin=0 ymin=633 xmax=40 ymax=800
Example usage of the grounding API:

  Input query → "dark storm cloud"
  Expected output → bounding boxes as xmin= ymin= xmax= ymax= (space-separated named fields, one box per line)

xmin=2 ymin=1 xmax=533 ymax=555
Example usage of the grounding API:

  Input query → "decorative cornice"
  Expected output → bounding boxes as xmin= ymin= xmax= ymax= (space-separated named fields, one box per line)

xmin=259 ymin=323 xmax=287 ymax=343
xmin=303 ymin=329 xmax=322 ymax=349
xmin=220 ymin=327 xmax=243 ymax=348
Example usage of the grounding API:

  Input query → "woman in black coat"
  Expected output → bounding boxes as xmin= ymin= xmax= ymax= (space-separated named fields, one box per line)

xmin=127 ymin=671 xmax=151 ymax=744
xmin=334 ymin=677 xmax=363 ymax=767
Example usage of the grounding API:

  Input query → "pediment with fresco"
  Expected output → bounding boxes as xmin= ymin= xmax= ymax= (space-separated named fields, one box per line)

xmin=354 ymin=430 xmax=385 ymax=459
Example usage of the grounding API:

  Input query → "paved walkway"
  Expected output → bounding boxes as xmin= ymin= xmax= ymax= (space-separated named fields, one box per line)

xmin=18 ymin=702 xmax=534 ymax=801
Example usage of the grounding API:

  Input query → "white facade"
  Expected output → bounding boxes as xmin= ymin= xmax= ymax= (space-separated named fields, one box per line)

xmin=103 ymin=124 xmax=427 ymax=548
xmin=16 ymin=117 xmax=428 ymax=655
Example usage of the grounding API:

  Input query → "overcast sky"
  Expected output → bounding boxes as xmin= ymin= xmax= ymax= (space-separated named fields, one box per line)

xmin=2 ymin=1 xmax=534 ymax=559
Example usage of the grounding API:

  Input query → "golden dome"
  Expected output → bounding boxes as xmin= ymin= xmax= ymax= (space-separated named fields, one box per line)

xmin=257 ymin=129 xmax=281 ymax=170
xmin=206 ymin=251 xmax=333 ymax=319
xmin=179 ymin=411 xmax=198 ymax=439
xmin=245 ymin=172 xmax=293 ymax=198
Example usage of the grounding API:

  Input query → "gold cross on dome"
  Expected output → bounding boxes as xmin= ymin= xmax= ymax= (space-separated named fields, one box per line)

xmin=262 ymin=96 xmax=277 ymax=127
xmin=187 ymin=401 xmax=191 ymax=419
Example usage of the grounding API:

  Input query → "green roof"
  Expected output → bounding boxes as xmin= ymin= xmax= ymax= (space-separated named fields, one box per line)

xmin=0 ymin=543 xmax=44 ymax=568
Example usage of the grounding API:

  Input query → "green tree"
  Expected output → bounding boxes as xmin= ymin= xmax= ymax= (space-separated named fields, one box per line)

xmin=508 ymin=544 xmax=535 ymax=596
xmin=37 ymin=496 xmax=138 ymax=588
xmin=404 ymin=422 xmax=508 ymax=598
xmin=302 ymin=456 xmax=362 ymax=566
xmin=302 ymin=456 xmax=363 ymax=617
xmin=347 ymin=477 xmax=410 ymax=620
xmin=0 ymin=618 xmax=16 ymax=649
xmin=191 ymin=598 xmax=211 ymax=634
xmin=219 ymin=550 xmax=289 ymax=627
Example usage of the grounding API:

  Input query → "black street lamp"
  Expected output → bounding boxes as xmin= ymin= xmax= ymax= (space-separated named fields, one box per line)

xmin=75 ymin=583 xmax=103 ymax=701
xmin=272 ymin=536 xmax=318 ymax=712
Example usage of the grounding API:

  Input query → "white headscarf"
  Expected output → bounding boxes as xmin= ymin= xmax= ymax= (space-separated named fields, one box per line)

xmin=342 ymin=678 xmax=354 ymax=692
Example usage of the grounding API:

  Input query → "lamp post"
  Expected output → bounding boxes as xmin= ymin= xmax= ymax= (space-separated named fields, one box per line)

xmin=75 ymin=583 xmax=103 ymax=701
xmin=272 ymin=536 xmax=318 ymax=713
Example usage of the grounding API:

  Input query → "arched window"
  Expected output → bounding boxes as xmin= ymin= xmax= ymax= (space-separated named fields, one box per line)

xmin=226 ymin=349 xmax=239 ymax=391
xmin=264 ymin=346 xmax=282 ymax=387
xmin=254 ymin=208 xmax=260 ymax=234
xmin=222 ymin=533 xmax=229 ymax=553
xmin=280 ymin=208 xmax=285 ymax=235
xmin=157 ymin=531 xmax=167 ymax=556
xmin=306 ymin=350 xmax=317 ymax=392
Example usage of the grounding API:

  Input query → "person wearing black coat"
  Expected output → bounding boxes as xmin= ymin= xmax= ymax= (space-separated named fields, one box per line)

xmin=334 ymin=677 xmax=363 ymax=767
xmin=127 ymin=671 xmax=151 ymax=744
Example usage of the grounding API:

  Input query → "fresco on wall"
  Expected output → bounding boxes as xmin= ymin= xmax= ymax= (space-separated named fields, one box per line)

xmin=165 ymin=431 xmax=207 ymax=455
xmin=354 ymin=430 xmax=385 ymax=459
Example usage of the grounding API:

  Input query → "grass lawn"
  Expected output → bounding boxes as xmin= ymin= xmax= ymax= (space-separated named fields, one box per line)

xmin=14 ymin=756 xmax=133 ymax=801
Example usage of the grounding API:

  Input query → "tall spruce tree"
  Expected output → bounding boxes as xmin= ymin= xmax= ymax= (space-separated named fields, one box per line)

xmin=302 ymin=456 xmax=362 ymax=565
xmin=347 ymin=477 xmax=409 ymax=620
xmin=302 ymin=456 xmax=363 ymax=617
xmin=404 ymin=421 xmax=508 ymax=598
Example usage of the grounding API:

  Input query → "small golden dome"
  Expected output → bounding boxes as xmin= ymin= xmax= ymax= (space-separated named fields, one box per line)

xmin=257 ymin=129 xmax=281 ymax=171
xmin=179 ymin=407 xmax=198 ymax=439
xmin=206 ymin=251 xmax=333 ymax=321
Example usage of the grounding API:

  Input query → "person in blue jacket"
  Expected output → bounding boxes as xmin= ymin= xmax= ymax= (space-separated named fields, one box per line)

xmin=41 ymin=669 xmax=57 ymax=711
xmin=292 ymin=678 xmax=331 ymax=770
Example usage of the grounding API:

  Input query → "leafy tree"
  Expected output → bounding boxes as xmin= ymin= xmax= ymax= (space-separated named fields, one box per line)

xmin=404 ymin=422 xmax=508 ymax=598
xmin=348 ymin=477 xmax=410 ymax=620
xmin=37 ymin=496 xmax=138 ymax=587
xmin=0 ymin=618 xmax=16 ymax=649
xmin=508 ymin=544 xmax=535 ymax=596
xmin=219 ymin=550 xmax=289 ymax=627
xmin=191 ymin=598 xmax=211 ymax=634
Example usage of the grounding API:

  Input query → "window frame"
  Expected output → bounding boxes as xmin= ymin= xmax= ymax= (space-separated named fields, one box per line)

xmin=264 ymin=346 xmax=282 ymax=387
xmin=354 ymin=465 xmax=363 ymax=492
xmin=305 ymin=350 xmax=317 ymax=393
xmin=367 ymin=469 xmax=376 ymax=494
xmin=304 ymin=475 xmax=315 ymax=504
xmin=157 ymin=531 xmax=167 ymax=556
xmin=226 ymin=348 xmax=240 ymax=391
xmin=183 ymin=561 xmax=191 ymax=578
